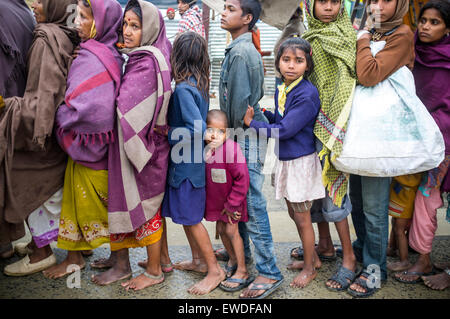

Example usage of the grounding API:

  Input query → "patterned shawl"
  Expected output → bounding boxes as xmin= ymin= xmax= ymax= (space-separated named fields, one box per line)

xmin=302 ymin=0 xmax=357 ymax=207
xmin=0 ymin=0 xmax=78 ymax=245
xmin=0 ymin=0 xmax=35 ymax=98
xmin=107 ymin=0 xmax=172 ymax=234
xmin=55 ymin=0 xmax=123 ymax=167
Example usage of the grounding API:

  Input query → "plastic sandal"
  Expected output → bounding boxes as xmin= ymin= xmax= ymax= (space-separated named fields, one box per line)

xmin=326 ymin=265 xmax=359 ymax=292
xmin=239 ymin=278 xmax=284 ymax=299
xmin=219 ymin=275 xmax=255 ymax=292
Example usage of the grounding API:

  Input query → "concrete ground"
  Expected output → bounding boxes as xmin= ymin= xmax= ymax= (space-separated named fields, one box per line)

xmin=0 ymin=95 xmax=449 ymax=300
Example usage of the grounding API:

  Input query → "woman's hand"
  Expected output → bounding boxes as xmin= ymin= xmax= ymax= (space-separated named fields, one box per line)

xmin=243 ymin=105 xmax=254 ymax=127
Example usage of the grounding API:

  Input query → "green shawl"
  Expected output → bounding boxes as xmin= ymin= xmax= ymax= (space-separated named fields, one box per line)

xmin=302 ymin=0 xmax=357 ymax=207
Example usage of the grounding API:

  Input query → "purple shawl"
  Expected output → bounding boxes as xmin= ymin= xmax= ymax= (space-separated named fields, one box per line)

xmin=0 ymin=0 xmax=35 ymax=98
xmin=55 ymin=0 xmax=123 ymax=170
xmin=107 ymin=0 xmax=173 ymax=234
xmin=413 ymin=33 xmax=450 ymax=155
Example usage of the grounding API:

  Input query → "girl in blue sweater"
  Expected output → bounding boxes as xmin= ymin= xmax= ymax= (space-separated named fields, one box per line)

xmin=244 ymin=37 xmax=325 ymax=288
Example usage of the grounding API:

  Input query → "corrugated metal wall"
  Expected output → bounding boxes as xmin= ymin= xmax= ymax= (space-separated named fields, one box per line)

xmin=163 ymin=11 xmax=281 ymax=96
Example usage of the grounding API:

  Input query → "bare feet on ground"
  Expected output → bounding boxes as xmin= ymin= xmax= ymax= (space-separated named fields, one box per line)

xmin=122 ymin=272 xmax=164 ymax=291
xmin=422 ymin=272 xmax=450 ymax=290
xmin=187 ymin=266 xmax=225 ymax=295
xmin=173 ymin=259 xmax=208 ymax=273
xmin=91 ymin=264 xmax=132 ymax=285
xmin=290 ymin=269 xmax=317 ymax=288
xmin=287 ymin=259 xmax=321 ymax=270
xmin=43 ymin=253 xmax=85 ymax=279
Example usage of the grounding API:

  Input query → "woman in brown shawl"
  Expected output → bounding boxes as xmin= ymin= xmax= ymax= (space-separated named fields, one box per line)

xmin=0 ymin=0 xmax=79 ymax=276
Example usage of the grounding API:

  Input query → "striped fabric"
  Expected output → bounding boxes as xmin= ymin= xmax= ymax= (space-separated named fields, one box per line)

xmin=178 ymin=5 xmax=205 ymax=38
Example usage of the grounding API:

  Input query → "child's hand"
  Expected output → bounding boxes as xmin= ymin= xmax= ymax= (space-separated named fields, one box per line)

xmin=243 ymin=105 xmax=254 ymax=127
xmin=221 ymin=208 xmax=241 ymax=224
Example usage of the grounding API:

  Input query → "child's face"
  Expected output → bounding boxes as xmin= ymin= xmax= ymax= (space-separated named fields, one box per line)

xmin=279 ymin=48 xmax=308 ymax=86
xmin=123 ymin=10 xmax=142 ymax=48
xmin=418 ymin=8 xmax=450 ymax=44
xmin=205 ymin=118 xmax=227 ymax=147
xmin=314 ymin=0 xmax=341 ymax=23
xmin=369 ymin=0 xmax=397 ymax=23
xmin=221 ymin=0 xmax=251 ymax=32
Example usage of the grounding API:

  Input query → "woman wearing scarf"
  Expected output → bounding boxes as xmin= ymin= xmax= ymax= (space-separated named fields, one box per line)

xmin=0 ymin=0 xmax=79 ymax=275
xmin=43 ymin=0 xmax=123 ymax=279
xmin=349 ymin=0 xmax=413 ymax=297
xmin=90 ymin=0 xmax=172 ymax=290
xmin=0 ymin=0 xmax=35 ymax=260
xmin=394 ymin=0 xmax=450 ymax=289
xmin=298 ymin=0 xmax=358 ymax=292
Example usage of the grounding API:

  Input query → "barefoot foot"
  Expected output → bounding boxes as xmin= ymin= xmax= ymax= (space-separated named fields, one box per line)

xmin=388 ymin=260 xmax=412 ymax=272
xmin=287 ymin=259 xmax=321 ymax=270
xmin=290 ymin=269 xmax=317 ymax=288
xmin=422 ymin=272 xmax=450 ymax=290
xmin=43 ymin=254 xmax=85 ymax=279
xmin=174 ymin=259 xmax=207 ymax=273
xmin=121 ymin=272 xmax=164 ymax=291
xmin=91 ymin=266 xmax=132 ymax=286
xmin=187 ymin=267 xmax=226 ymax=295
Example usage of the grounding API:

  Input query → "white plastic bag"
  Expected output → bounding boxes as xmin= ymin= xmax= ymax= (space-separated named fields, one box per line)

xmin=332 ymin=41 xmax=445 ymax=177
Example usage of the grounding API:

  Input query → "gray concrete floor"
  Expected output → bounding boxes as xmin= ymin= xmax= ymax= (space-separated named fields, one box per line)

xmin=0 ymin=95 xmax=449 ymax=300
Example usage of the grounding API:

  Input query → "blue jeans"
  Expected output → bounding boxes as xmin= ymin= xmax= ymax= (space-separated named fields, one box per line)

xmin=237 ymin=136 xmax=283 ymax=281
xmin=349 ymin=174 xmax=390 ymax=281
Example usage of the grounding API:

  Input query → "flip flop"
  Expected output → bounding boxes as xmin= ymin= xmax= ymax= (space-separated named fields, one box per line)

xmin=394 ymin=270 xmax=436 ymax=284
xmin=219 ymin=275 xmax=255 ymax=292
xmin=347 ymin=273 xmax=378 ymax=298
xmin=239 ymin=278 xmax=284 ymax=299
xmin=225 ymin=263 xmax=238 ymax=278
xmin=291 ymin=246 xmax=337 ymax=261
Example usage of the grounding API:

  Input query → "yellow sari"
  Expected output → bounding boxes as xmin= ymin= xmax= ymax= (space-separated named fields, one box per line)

xmin=57 ymin=158 xmax=109 ymax=250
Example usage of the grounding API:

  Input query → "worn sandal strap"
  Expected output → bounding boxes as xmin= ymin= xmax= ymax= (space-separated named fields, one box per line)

xmin=249 ymin=282 xmax=276 ymax=290
xmin=330 ymin=266 xmax=356 ymax=287
xmin=224 ymin=277 xmax=247 ymax=284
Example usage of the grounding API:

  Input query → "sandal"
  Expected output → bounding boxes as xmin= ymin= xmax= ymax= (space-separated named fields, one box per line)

xmin=394 ymin=270 xmax=436 ymax=284
xmin=225 ymin=263 xmax=238 ymax=278
xmin=326 ymin=265 xmax=359 ymax=292
xmin=161 ymin=263 xmax=174 ymax=273
xmin=347 ymin=272 xmax=378 ymax=298
xmin=239 ymin=278 xmax=284 ymax=299
xmin=215 ymin=248 xmax=253 ymax=264
xmin=291 ymin=246 xmax=337 ymax=261
xmin=219 ymin=275 xmax=255 ymax=292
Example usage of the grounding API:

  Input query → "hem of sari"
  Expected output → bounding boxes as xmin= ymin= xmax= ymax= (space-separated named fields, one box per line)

xmin=33 ymin=229 xmax=59 ymax=248
xmin=110 ymin=227 xmax=163 ymax=251
xmin=56 ymin=236 xmax=110 ymax=251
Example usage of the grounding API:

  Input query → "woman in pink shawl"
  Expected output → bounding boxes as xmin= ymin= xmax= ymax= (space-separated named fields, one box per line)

xmin=90 ymin=0 xmax=173 ymax=290
xmin=43 ymin=0 xmax=123 ymax=279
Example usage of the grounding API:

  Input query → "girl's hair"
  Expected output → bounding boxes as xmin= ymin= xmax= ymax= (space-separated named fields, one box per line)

xmin=419 ymin=0 xmax=450 ymax=28
xmin=171 ymin=31 xmax=210 ymax=98
xmin=275 ymin=37 xmax=314 ymax=80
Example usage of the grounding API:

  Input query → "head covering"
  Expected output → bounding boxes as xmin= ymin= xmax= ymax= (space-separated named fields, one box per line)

xmin=0 ymin=0 xmax=35 ymax=98
xmin=56 ymin=0 xmax=124 ymax=166
xmin=366 ymin=0 xmax=409 ymax=34
xmin=302 ymin=0 xmax=357 ymax=207
xmin=413 ymin=32 xmax=450 ymax=156
xmin=0 ymin=0 xmax=79 ymax=246
xmin=167 ymin=7 xmax=175 ymax=13
xmin=108 ymin=0 xmax=173 ymax=234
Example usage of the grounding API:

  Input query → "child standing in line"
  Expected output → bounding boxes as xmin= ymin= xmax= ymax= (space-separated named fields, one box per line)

xmin=349 ymin=0 xmax=414 ymax=297
xmin=386 ymin=173 xmax=421 ymax=272
xmin=203 ymin=109 xmax=252 ymax=292
xmin=244 ymin=37 xmax=325 ymax=288
xmin=161 ymin=31 xmax=225 ymax=295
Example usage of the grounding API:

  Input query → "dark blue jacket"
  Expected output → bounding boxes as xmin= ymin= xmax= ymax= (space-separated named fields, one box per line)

xmin=250 ymin=79 xmax=320 ymax=161
xmin=167 ymin=80 xmax=208 ymax=188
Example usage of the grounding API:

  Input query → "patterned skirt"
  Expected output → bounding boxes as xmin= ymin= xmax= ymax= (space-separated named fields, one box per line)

xmin=57 ymin=158 xmax=110 ymax=251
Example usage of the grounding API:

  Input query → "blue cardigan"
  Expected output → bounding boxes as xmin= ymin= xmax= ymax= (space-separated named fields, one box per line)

xmin=167 ymin=80 xmax=208 ymax=188
xmin=250 ymin=79 xmax=320 ymax=161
